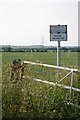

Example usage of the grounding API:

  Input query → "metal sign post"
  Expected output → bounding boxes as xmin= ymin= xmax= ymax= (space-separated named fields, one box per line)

xmin=57 ymin=41 xmax=60 ymax=80
xmin=57 ymin=41 xmax=60 ymax=67
xmin=50 ymin=25 xmax=67 ymax=80
xmin=50 ymin=25 xmax=67 ymax=66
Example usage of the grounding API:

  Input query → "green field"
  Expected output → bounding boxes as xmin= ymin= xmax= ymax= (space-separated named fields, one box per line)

xmin=2 ymin=52 xmax=80 ymax=119
xmin=2 ymin=51 xmax=78 ymax=68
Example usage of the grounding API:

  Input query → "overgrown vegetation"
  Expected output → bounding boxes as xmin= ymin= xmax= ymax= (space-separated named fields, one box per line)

xmin=2 ymin=52 xmax=80 ymax=119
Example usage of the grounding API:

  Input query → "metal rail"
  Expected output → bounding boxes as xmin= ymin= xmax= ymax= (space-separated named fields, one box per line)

xmin=33 ymin=78 xmax=80 ymax=92
xmin=24 ymin=60 xmax=80 ymax=108
xmin=23 ymin=61 xmax=80 ymax=72
xmin=23 ymin=60 xmax=80 ymax=92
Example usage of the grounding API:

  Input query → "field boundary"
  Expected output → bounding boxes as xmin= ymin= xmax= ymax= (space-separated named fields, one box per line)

xmin=23 ymin=60 xmax=80 ymax=91
xmin=24 ymin=60 xmax=80 ymax=108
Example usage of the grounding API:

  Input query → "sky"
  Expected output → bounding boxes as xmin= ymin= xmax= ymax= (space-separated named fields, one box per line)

xmin=0 ymin=0 xmax=79 ymax=46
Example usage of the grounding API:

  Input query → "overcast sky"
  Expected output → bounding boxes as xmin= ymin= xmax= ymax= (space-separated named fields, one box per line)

xmin=0 ymin=0 xmax=79 ymax=46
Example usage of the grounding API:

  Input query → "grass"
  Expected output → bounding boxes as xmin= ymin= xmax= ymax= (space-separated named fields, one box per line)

xmin=2 ymin=51 xmax=78 ymax=68
xmin=2 ymin=51 xmax=80 ymax=119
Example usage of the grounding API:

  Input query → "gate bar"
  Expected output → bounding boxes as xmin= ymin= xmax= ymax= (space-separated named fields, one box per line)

xmin=23 ymin=61 xmax=80 ymax=72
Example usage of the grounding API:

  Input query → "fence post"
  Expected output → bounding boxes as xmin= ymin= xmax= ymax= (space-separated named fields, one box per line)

xmin=69 ymin=70 xmax=74 ymax=102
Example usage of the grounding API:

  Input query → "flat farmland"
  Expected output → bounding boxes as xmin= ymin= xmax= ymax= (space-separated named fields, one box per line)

xmin=2 ymin=51 xmax=78 ymax=68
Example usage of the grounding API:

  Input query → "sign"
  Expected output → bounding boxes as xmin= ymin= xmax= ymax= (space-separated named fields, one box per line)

xmin=50 ymin=33 xmax=67 ymax=41
xmin=50 ymin=25 xmax=67 ymax=41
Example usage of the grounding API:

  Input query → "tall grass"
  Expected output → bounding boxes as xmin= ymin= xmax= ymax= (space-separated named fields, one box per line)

xmin=2 ymin=52 xmax=80 ymax=119
xmin=2 ymin=64 xmax=80 ymax=119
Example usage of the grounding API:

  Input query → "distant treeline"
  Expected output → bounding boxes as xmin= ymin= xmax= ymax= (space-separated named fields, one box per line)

xmin=0 ymin=46 xmax=80 ymax=52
